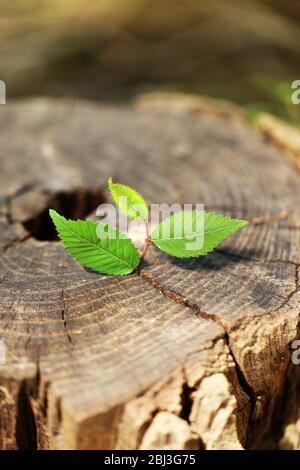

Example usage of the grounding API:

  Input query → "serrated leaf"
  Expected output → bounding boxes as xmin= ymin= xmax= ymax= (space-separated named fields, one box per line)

xmin=152 ymin=211 xmax=248 ymax=258
xmin=108 ymin=177 xmax=148 ymax=220
xmin=49 ymin=209 xmax=140 ymax=275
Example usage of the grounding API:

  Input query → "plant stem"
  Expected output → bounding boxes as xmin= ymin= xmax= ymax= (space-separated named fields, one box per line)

xmin=140 ymin=238 xmax=152 ymax=265
xmin=135 ymin=220 xmax=152 ymax=273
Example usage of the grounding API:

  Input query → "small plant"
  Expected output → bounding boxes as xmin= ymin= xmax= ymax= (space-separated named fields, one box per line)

xmin=49 ymin=179 xmax=248 ymax=276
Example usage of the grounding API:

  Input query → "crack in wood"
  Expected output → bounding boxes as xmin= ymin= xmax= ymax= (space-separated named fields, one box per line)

xmin=61 ymin=288 xmax=73 ymax=344
xmin=137 ymin=269 xmax=256 ymax=422
xmin=223 ymin=333 xmax=257 ymax=425
xmin=16 ymin=380 xmax=38 ymax=450
xmin=138 ymin=270 xmax=222 ymax=326
xmin=137 ymin=256 xmax=300 ymax=448
xmin=179 ymin=369 xmax=196 ymax=425
xmin=273 ymin=265 xmax=300 ymax=313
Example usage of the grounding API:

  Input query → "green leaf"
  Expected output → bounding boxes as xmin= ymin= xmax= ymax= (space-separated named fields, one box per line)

xmin=108 ymin=177 xmax=148 ymax=220
xmin=49 ymin=209 xmax=140 ymax=275
xmin=152 ymin=211 xmax=248 ymax=258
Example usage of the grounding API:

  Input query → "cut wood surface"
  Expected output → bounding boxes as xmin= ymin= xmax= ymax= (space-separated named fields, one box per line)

xmin=0 ymin=95 xmax=299 ymax=449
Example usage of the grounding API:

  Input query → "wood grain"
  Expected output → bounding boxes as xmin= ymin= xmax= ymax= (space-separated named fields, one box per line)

xmin=0 ymin=96 xmax=299 ymax=449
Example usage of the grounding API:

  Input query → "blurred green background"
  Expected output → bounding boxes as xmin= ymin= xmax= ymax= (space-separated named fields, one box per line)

xmin=1 ymin=0 xmax=300 ymax=124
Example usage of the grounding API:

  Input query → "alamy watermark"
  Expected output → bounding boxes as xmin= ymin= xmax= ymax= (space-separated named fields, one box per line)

xmin=291 ymin=340 xmax=300 ymax=365
xmin=0 ymin=80 xmax=6 ymax=104
xmin=96 ymin=200 xmax=205 ymax=251
xmin=291 ymin=80 xmax=300 ymax=105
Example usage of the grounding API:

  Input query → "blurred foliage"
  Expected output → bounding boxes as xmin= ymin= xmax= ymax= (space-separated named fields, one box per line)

xmin=0 ymin=0 xmax=299 ymax=123
xmin=246 ymin=76 xmax=300 ymax=127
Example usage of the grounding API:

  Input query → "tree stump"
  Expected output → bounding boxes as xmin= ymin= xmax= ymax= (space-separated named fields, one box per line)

xmin=0 ymin=95 xmax=299 ymax=450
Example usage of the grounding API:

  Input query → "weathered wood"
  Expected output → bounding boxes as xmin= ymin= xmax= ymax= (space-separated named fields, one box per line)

xmin=0 ymin=96 xmax=299 ymax=449
xmin=257 ymin=112 xmax=300 ymax=172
